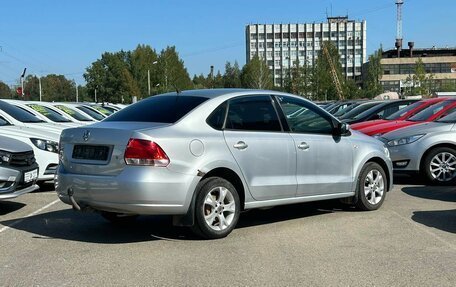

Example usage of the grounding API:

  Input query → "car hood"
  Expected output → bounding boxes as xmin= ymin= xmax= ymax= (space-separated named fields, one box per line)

xmin=360 ymin=120 xmax=419 ymax=136
xmin=0 ymin=135 xmax=33 ymax=153
xmin=350 ymin=129 xmax=385 ymax=148
xmin=0 ymin=125 xmax=60 ymax=141
xmin=381 ymin=122 xmax=455 ymax=141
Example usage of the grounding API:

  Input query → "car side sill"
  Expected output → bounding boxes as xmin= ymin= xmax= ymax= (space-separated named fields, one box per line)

xmin=244 ymin=192 xmax=355 ymax=210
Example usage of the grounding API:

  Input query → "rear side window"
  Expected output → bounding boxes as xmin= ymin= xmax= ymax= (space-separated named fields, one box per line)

xmin=0 ymin=101 xmax=44 ymax=123
xmin=225 ymin=96 xmax=281 ymax=132
xmin=54 ymin=105 xmax=93 ymax=121
xmin=76 ymin=106 xmax=105 ymax=121
xmin=409 ymin=100 xmax=452 ymax=121
xmin=206 ymin=102 xmax=227 ymax=130
xmin=105 ymin=95 xmax=208 ymax=123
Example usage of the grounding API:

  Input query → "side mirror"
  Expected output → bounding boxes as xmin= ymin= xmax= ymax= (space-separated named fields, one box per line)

xmin=334 ymin=122 xmax=350 ymax=136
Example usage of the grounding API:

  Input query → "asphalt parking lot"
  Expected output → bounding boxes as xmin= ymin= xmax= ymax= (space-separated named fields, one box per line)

xmin=0 ymin=178 xmax=455 ymax=286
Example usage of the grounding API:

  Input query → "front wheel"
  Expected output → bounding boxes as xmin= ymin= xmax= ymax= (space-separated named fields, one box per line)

xmin=422 ymin=147 xmax=456 ymax=185
xmin=356 ymin=162 xmax=387 ymax=211
xmin=192 ymin=177 xmax=240 ymax=239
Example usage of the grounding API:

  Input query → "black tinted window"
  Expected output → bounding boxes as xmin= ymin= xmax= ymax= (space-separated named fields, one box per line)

xmin=207 ymin=102 xmax=227 ymax=130
xmin=76 ymin=106 xmax=105 ymax=121
xmin=0 ymin=101 xmax=44 ymax=123
xmin=226 ymin=96 xmax=281 ymax=132
xmin=0 ymin=116 xmax=11 ymax=126
xmin=277 ymin=96 xmax=333 ymax=134
xmin=105 ymin=95 xmax=208 ymax=123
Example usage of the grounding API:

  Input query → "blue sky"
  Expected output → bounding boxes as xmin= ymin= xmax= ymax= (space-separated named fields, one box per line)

xmin=0 ymin=0 xmax=455 ymax=85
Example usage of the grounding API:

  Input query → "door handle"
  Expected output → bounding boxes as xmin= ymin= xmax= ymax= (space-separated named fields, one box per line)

xmin=298 ymin=142 xmax=310 ymax=150
xmin=233 ymin=141 xmax=248 ymax=150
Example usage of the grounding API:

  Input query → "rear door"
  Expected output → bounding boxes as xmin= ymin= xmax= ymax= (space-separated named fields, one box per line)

xmin=275 ymin=95 xmax=353 ymax=196
xmin=223 ymin=95 xmax=297 ymax=201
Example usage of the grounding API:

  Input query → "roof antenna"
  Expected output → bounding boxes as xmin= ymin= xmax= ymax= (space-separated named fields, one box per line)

xmin=172 ymin=83 xmax=181 ymax=94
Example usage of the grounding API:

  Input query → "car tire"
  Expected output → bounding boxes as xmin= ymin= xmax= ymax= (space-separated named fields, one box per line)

xmin=355 ymin=162 xmax=387 ymax=211
xmin=422 ymin=147 xmax=456 ymax=185
xmin=100 ymin=211 xmax=138 ymax=225
xmin=192 ymin=177 xmax=240 ymax=239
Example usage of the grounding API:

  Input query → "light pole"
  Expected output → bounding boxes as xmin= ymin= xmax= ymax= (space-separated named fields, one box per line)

xmin=37 ymin=75 xmax=42 ymax=101
xmin=20 ymin=68 xmax=27 ymax=98
xmin=75 ymin=81 xmax=79 ymax=102
xmin=148 ymin=60 xmax=158 ymax=96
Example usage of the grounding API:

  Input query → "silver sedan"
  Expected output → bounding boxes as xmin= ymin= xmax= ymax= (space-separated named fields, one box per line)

xmin=56 ymin=89 xmax=393 ymax=239
xmin=381 ymin=111 xmax=456 ymax=185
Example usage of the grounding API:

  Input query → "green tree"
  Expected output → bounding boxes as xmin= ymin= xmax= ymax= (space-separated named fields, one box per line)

xmin=192 ymin=74 xmax=207 ymax=89
xmin=156 ymin=46 xmax=192 ymax=93
xmin=313 ymin=41 xmax=346 ymax=100
xmin=364 ymin=48 xmax=383 ymax=98
xmin=23 ymin=75 xmax=41 ymax=100
xmin=40 ymin=74 xmax=76 ymax=102
xmin=284 ymin=61 xmax=314 ymax=97
xmin=240 ymin=54 xmax=272 ymax=89
xmin=223 ymin=61 xmax=241 ymax=88
xmin=84 ymin=51 xmax=140 ymax=103
xmin=0 ymin=81 xmax=12 ymax=99
xmin=129 ymin=44 xmax=158 ymax=96
xmin=405 ymin=58 xmax=434 ymax=97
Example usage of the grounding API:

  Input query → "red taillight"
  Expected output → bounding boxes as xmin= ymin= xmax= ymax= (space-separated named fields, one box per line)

xmin=124 ymin=138 xmax=169 ymax=166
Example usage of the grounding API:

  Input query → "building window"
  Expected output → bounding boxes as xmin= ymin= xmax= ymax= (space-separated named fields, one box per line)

xmin=267 ymin=42 xmax=273 ymax=48
xmin=283 ymin=51 xmax=290 ymax=57
xmin=267 ymin=51 xmax=273 ymax=58
xmin=275 ymin=32 xmax=281 ymax=38
xmin=282 ymin=33 xmax=289 ymax=39
xmin=258 ymin=42 xmax=264 ymax=49
xmin=258 ymin=33 xmax=265 ymax=40
xmin=323 ymin=31 xmax=329 ymax=38
xmin=298 ymin=32 xmax=305 ymax=38
xmin=299 ymin=51 xmax=305 ymax=57
xmin=307 ymin=32 xmax=313 ymax=38
xmin=267 ymin=33 xmax=273 ymax=39
xmin=250 ymin=33 xmax=257 ymax=40
xmin=274 ymin=51 xmax=281 ymax=57
xmin=291 ymin=50 xmax=297 ymax=57
xmin=250 ymin=43 xmax=256 ymax=49
xmin=291 ymin=32 xmax=297 ymax=39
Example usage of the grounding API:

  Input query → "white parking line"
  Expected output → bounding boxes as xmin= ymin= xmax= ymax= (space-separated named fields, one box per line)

xmin=0 ymin=199 xmax=60 ymax=234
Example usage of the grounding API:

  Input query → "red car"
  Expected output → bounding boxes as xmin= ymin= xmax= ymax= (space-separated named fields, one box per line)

xmin=356 ymin=99 xmax=456 ymax=136
xmin=351 ymin=97 xmax=447 ymax=131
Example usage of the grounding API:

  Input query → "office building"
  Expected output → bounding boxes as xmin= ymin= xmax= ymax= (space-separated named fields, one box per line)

xmin=246 ymin=17 xmax=367 ymax=87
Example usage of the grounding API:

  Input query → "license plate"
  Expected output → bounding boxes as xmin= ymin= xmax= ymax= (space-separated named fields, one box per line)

xmin=72 ymin=145 xmax=109 ymax=161
xmin=24 ymin=169 xmax=38 ymax=183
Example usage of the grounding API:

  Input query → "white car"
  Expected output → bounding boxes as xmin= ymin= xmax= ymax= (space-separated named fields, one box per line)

xmin=0 ymin=119 xmax=59 ymax=182
xmin=34 ymin=102 xmax=95 ymax=125
xmin=0 ymin=100 xmax=66 ymax=134
xmin=4 ymin=100 xmax=82 ymax=128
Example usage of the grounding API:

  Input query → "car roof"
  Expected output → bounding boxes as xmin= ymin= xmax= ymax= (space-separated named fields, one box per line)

xmin=158 ymin=88 xmax=281 ymax=99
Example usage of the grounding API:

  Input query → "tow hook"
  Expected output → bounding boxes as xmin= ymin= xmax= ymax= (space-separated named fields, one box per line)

xmin=67 ymin=187 xmax=81 ymax=211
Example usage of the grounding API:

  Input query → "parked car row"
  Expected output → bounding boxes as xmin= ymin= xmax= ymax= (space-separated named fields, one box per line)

xmin=0 ymin=99 xmax=125 ymax=200
xmin=325 ymin=97 xmax=456 ymax=185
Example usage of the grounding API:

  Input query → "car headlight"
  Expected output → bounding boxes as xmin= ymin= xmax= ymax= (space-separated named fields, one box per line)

xmin=30 ymin=138 xmax=59 ymax=153
xmin=387 ymin=134 xmax=425 ymax=147
xmin=0 ymin=150 xmax=12 ymax=164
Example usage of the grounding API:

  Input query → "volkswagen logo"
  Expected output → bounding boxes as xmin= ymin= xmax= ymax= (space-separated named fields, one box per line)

xmin=82 ymin=130 xmax=91 ymax=141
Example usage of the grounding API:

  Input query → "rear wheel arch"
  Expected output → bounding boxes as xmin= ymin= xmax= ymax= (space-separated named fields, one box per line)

xmin=200 ymin=167 xmax=246 ymax=211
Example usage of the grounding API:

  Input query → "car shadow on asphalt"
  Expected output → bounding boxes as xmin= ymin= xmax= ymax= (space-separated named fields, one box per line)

xmin=393 ymin=174 xmax=427 ymax=185
xmin=412 ymin=209 xmax=456 ymax=234
xmin=402 ymin=186 xmax=456 ymax=202
xmin=0 ymin=201 xmax=26 ymax=215
xmin=0 ymin=200 xmax=347 ymax=243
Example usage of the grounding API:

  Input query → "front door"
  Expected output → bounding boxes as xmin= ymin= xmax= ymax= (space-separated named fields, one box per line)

xmin=275 ymin=95 xmax=353 ymax=196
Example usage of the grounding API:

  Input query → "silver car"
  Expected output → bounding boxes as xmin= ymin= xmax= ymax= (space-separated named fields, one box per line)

xmin=0 ymin=135 xmax=39 ymax=200
xmin=381 ymin=111 xmax=456 ymax=185
xmin=56 ymin=89 xmax=393 ymax=239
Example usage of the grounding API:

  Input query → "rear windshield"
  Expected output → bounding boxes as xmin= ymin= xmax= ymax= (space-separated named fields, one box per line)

xmin=386 ymin=101 xmax=423 ymax=120
xmin=0 ymin=101 xmax=44 ymax=123
xmin=54 ymin=105 xmax=93 ymax=121
xmin=26 ymin=104 xmax=72 ymax=123
xmin=408 ymin=101 xmax=452 ymax=122
xmin=105 ymin=95 xmax=209 ymax=123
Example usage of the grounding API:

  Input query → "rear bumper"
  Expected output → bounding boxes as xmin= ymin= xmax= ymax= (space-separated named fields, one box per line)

xmin=55 ymin=165 xmax=200 ymax=215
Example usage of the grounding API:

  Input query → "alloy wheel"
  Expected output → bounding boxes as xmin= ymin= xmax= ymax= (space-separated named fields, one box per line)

xmin=429 ymin=152 xmax=456 ymax=182
xmin=364 ymin=169 xmax=385 ymax=205
xmin=203 ymin=186 xmax=236 ymax=231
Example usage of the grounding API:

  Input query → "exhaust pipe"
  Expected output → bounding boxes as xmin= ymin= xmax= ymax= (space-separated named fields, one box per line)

xmin=67 ymin=187 xmax=81 ymax=211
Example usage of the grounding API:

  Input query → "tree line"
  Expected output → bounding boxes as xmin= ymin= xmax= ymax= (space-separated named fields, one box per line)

xmin=1 ymin=42 xmax=453 ymax=103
